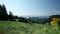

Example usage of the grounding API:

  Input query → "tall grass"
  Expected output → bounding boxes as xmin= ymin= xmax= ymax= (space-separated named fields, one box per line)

xmin=0 ymin=21 xmax=60 ymax=34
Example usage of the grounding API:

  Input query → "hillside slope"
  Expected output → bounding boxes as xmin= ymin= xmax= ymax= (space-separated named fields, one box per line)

xmin=0 ymin=21 xmax=60 ymax=34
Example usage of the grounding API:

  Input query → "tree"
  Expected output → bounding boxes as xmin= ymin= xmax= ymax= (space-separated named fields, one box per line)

xmin=0 ymin=4 xmax=8 ymax=20
xmin=8 ymin=11 xmax=14 ymax=21
xmin=13 ymin=15 xmax=17 ymax=19
xmin=0 ymin=4 xmax=2 ymax=20
xmin=19 ymin=17 xmax=28 ymax=23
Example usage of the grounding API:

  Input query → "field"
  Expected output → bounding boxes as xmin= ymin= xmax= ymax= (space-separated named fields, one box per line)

xmin=0 ymin=21 xmax=60 ymax=34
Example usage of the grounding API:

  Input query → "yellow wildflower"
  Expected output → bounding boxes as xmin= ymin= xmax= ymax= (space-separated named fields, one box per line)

xmin=50 ymin=21 xmax=56 ymax=26
xmin=50 ymin=18 xmax=60 ymax=26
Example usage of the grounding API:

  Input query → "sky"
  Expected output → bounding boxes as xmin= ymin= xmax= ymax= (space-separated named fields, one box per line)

xmin=0 ymin=0 xmax=60 ymax=17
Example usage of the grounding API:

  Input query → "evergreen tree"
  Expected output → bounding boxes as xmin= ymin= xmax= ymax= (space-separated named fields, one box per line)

xmin=8 ymin=11 xmax=13 ymax=21
xmin=0 ymin=4 xmax=8 ymax=20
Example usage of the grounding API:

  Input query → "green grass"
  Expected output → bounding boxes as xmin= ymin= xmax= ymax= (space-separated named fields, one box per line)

xmin=0 ymin=21 xmax=60 ymax=34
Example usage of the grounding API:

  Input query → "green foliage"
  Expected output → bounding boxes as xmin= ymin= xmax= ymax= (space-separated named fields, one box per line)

xmin=19 ymin=17 xmax=28 ymax=23
xmin=8 ymin=11 xmax=15 ymax=21
xmin=0 ymin=4 xmax=8 ymax=20
xmin=0 ymin=21 xmax=60 ymax=34
xmin=48 ymin=15 xmax=60 ymax=22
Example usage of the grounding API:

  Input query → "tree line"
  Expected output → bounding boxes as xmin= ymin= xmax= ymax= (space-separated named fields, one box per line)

xmin=0 ymin=4 xmax=8 ymax=20
xmin=0 ymin=4 xmax=28 ymax=23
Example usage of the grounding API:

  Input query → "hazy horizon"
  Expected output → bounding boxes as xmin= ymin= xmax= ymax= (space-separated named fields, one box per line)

xmin=0 ymin=0 xmax=60 ymax=17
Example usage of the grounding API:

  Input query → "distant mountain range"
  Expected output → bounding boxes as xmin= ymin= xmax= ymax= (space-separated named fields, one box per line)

xmin=23 ymin=16 xmax=49 ymax=18
xmin=22 ymin=16 xmax=49 ymax=22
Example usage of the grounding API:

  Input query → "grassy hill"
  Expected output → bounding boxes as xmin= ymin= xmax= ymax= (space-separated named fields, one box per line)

xmin=0 ymin=21 xmax=60 ymax=34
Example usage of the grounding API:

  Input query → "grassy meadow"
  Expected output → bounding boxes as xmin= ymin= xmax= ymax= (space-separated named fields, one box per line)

xmin=0 ymin=21 xmax=60 ymax=34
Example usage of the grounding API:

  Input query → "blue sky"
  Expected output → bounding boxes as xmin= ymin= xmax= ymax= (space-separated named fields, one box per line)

xmin=0 ymin=0 xmax=60 ymax=17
